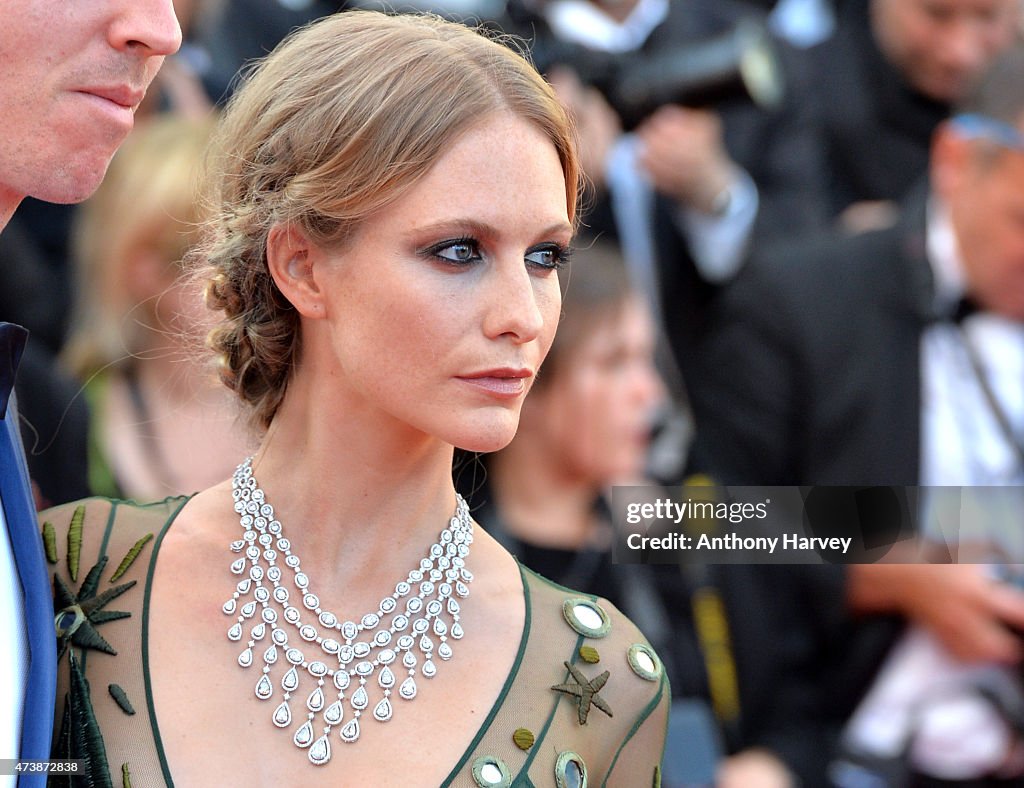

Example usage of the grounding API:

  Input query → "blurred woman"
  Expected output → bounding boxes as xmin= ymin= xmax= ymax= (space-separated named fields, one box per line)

xmin=62 ymin=113 xmax=251 ymax=499
xmin=462 ymin=240 xmax=665 ymax=600
xmin=461 ymin=241 xmax=800 ymax=788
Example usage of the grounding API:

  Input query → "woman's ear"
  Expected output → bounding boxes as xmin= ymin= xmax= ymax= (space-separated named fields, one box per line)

xmin=266 ymin=222 xmax=327 ymax=319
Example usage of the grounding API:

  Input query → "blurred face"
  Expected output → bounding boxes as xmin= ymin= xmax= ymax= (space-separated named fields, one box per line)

xmin=871 ymin=0 xmax=1017 ymax=103
xmin=936 ymin=120 xmax=1024 ymax=320
xmin=310 ymin=112 xmax=572 ymax=453
xmin=0 ymin=0 xmax=181 ymax=218
xmin=149 ymin=254 xmax=214 ymax=349
xmin=531 ymin=296 xmax=664 ymax=484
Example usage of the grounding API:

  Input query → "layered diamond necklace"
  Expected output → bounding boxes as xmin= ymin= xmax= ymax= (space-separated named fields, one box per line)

xmin=223 ymin=457 xmax=474 ymax=766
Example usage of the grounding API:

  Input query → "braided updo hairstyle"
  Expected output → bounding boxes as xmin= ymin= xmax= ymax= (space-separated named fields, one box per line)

xmin=201 ymin=10 xmax=580 ymax=430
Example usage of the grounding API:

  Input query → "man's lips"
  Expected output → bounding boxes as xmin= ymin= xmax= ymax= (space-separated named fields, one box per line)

xmin=457 ymin=368 xmax=533 ymax=398
xmin=77 ymin=85 xmax=145 ymax=111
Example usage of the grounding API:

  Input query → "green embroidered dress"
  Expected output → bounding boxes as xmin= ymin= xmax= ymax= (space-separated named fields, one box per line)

xmin=43 ymin=497 xmax=669 ymax=787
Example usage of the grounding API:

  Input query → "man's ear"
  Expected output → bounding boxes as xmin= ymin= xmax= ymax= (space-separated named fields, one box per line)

xmin=930 ymin=121 xmax=970 ymax=203
xmin=266 ymin=222 xmax=327 ymax=319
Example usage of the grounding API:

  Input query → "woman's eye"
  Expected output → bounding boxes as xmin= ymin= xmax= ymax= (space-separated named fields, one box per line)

xmin=525 ymin=244 xmax=571 ymax=270
xmin=428 ymin=238 xmax=482 ymax=265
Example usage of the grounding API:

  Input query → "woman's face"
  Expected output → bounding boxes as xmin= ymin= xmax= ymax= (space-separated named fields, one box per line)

xmin=532 ymin=296 xmax=664 ymax=483
xmin=309 ymin=112 xmax=572 ymax=452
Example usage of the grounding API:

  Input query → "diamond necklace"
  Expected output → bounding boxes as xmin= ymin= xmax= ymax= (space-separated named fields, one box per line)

xmin=223 ymin=457 xmax=474 ymax=766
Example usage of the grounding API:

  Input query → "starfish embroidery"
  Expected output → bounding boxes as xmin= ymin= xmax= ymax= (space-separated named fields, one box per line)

xmin=551 ymin=660 xmax=614 ymax=725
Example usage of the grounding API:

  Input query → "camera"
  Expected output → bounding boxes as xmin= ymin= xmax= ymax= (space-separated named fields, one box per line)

xmin=531 ymin=18 xmax=785 ymax=128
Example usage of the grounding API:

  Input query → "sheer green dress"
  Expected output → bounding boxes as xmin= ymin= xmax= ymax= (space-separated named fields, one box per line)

xmin=42 ymin=497 xmax=669 ymax=787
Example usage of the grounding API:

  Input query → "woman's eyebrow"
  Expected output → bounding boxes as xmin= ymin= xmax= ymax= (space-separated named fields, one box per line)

xmin=408 ymin=218 xmax=574 ymax=241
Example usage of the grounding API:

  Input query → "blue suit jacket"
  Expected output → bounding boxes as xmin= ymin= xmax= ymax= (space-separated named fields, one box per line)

xmin=1 ymin=323 xmax=56 ymax=786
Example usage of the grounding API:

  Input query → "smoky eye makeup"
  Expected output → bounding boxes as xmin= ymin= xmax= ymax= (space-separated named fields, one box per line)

xmin=418 ymin=236 xmax=483 ymax=266
xmin=415 ymin=234 xmax=573 ymax=271
xmin=525 ymin=242 xmax=572 ymax=271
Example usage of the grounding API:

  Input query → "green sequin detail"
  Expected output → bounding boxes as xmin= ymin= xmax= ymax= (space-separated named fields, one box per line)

xmin=471 ymin=755 xmax=512 ymax=787
xmin=627 ymin=643 xmax=663 ymax=682
xmin=67 ymin=504 xmax=85 ymax=582
xmin=110 ymin=533 xmax=153 ymax=582
xmin=109 ymin=684 xmax=135 ymax=715
xmin=512 ymin=727 xmax=535 ymax=750
xmin=43 ymin=520 xmax=58 ymax=564
xmin=554 ymin=750 xmax=588 ymax=788
xmin=122 ymin=762 xmax=132 ymax=788
xmin=652 ymin=764 xmax=661 ymax=788
xmin=561 ymin=598 xmax=611 ymax=638
xmin=578 ymin=645 xmax=600 ymax=664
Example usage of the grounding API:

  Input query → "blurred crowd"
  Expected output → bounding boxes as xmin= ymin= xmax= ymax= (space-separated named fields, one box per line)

xmin=8 ymin=0 xmax=1024 ymax=785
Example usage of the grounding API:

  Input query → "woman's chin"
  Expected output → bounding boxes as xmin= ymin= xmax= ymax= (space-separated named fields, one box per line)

xmin=450 ymin=419 xmax=520 ymax=455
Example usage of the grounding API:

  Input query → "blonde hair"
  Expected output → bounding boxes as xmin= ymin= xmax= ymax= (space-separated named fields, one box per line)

xmin=63 ymin=113 xmax=216 ymax=378
xmin=202 ymin=10 xmax=581 ymax=430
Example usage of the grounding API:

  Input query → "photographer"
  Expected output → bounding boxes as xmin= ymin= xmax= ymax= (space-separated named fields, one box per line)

xmin=810 ymin=0 xmax=1020 ymax=233
xmin=499 ymin=0 xmax=829 ymax=388
xmin=688 ymin=40 xmax=1024 ymax=786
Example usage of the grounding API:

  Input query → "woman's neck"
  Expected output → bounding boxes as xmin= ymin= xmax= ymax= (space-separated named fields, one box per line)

xmin=248 ymin=383 xmax=459 ymax=599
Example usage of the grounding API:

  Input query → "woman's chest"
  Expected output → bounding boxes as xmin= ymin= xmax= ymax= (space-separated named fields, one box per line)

xmin=145 ymin=550 xmax=521 ymax=787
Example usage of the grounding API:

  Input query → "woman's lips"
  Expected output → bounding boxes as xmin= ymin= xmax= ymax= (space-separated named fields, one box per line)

xmin=457 ymin=369 xmax=532 ymax=399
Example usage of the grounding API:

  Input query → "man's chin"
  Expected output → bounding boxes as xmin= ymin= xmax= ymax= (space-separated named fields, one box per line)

xmin=917 ymin=74 xmax=972 ymax=106
xmin=32 ymin=154 xmax=115 ymax=204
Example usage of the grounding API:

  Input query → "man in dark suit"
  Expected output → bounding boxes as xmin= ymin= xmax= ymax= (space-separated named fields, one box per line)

xmin=499 ymin=0 xmax=828 ymax=395
xmin=0 ymin=3 xmax=179 ymax=785
xmin=812 ymin=0 xmax=1019 ymax=230
xmin=689 ymin=45 xmax=1024 ymax=487
xmin=659 ymin=0 xmax=1020 ymax=386
xmin=688 ymin=41 xmax=1024 ymax=783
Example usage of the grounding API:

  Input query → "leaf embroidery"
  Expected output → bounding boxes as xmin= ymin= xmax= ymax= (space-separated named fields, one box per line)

xmin=110 ymin=533 xmax=153 ymax=583
xmin=42 ymin=520 xmax=57 ymax=564
xmin=48 ymin=503 xmax=155 ymax=788
xmin=66 ymin=504 xmax=85 ymax=582
xmin=69 ymin=651 xmax=114 ymax=788
xmin=109 ymin=684 xmax=136 ymax=715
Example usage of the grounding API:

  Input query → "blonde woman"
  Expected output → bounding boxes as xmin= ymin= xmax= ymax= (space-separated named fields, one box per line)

xmin=62 ymin=113 xmax=251 ymax=500
xmin=42 ymin=11 xmax=669 ymax=786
